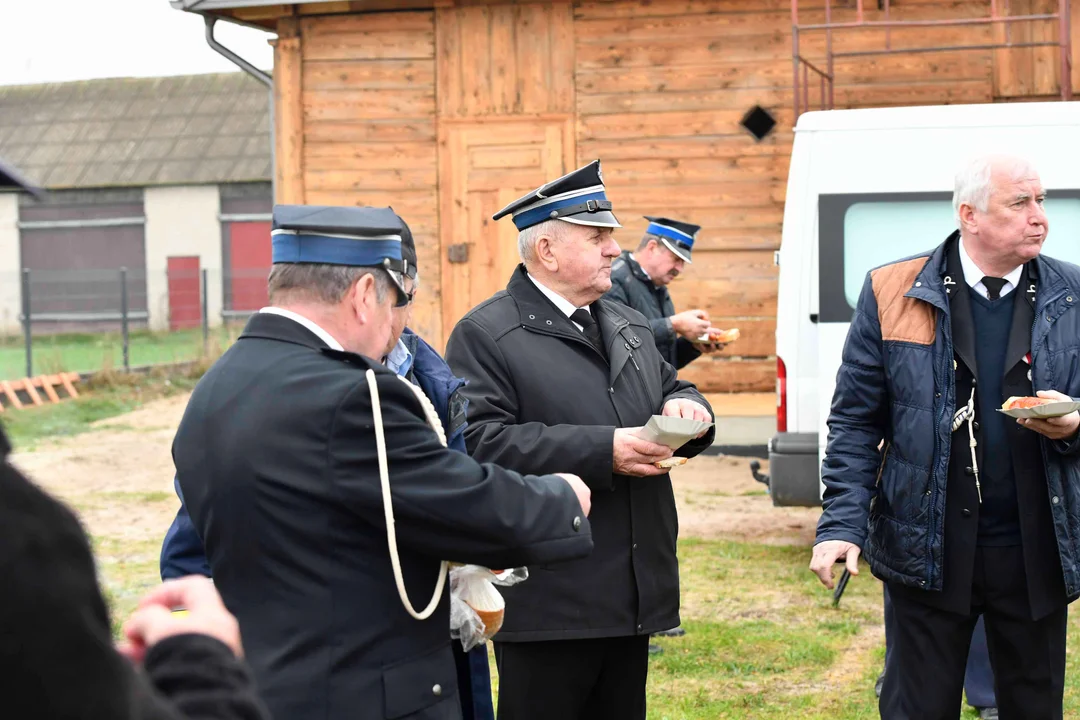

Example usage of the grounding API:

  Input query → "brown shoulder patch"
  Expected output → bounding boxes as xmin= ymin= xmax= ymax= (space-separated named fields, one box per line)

xmin=870 ymin=257 xmax=937 ymax=345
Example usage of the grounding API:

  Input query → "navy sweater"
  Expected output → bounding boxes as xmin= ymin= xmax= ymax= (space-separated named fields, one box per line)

xmin=969 ymin=287 xmax=1021 ymax=546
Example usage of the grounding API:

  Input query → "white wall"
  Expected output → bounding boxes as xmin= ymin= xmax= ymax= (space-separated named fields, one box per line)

xmin=144 ymin=185 xmax=223 ymax=331
xmin=0 ymin=194 xmax=20 ymax=335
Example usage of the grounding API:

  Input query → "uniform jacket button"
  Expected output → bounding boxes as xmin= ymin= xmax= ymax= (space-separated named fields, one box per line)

xmin=964 ymin=466 xmax=975 ymax=476
xmin=961 ymin=508 xmax=972 ymax=518
xmin=973 ymin=421 xmax=980 ymax=431
xmin=573 ymin=516 xmax=582 ymax=531
xmin=432 ymin=684 xmax=442 ymax=696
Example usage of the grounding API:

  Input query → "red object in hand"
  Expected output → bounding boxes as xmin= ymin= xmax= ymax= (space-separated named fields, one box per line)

xmin=1002 ymin=396 xmax=1056 ymax=410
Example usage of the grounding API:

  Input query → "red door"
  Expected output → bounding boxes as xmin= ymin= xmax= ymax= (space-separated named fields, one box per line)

xmin=229 ymin=222 xmax=272 ymax=311
xmin=167 ymin=256 xmax=201 ymax=330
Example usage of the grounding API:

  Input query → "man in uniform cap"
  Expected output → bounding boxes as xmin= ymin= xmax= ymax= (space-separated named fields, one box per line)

xmin=172 ymin=204 xmax=596 ymax=720
xmin=160 ymin=215 xmax=498 ymax=719
xmin=444 ymin=161 xmax=716 ymax=720
xmin=606 ymin=216 xmax=725 ymax=371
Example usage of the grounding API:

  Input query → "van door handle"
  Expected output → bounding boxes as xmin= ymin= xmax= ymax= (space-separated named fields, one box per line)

xmin=810 ymin=313 xmax=819 ymax=324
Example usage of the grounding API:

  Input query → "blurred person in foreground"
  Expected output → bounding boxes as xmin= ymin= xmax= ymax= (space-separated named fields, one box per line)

xmin=173 ymin=204 xmax=594 ymax=720
xmin=811 ymin=154 xmax=1080 ymax=720
xmin=0 ymin=423 xmax=267 ymax=720
xmin=0 ymin=158 xmax=266 ymax=720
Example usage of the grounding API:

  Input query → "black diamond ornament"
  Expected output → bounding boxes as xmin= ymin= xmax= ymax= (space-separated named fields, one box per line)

xmin=740 ymin=105 xmax=777 ymax=142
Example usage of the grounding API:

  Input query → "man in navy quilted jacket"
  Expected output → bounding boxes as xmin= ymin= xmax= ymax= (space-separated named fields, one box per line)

xmin=810 ymin=154 xmax=1080 ymax=720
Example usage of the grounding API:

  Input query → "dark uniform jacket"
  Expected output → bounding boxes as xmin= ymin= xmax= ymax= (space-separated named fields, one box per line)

xmin=817 ymin=233 xmax=1080 ymax=616
xmin=159 ymin=329 xmax=469 ymax=581
xmin=444 ymin=265 xmax=715 ymax=642
xmin=173 ymin=313 xmax=594 ymax=720
xmin=607 ymin=250 xmax=701 ymax=369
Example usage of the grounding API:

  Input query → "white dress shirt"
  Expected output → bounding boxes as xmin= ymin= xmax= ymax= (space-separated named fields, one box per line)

xmin=259 ymin=307 xmax=344 ymax=350
xmin=958 ymin=237 xmax=1023 ymax=300
xmin=527 ymin=273 xmax=590 ymax=331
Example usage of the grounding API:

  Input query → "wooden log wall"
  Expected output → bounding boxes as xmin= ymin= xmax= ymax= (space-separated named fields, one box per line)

xmin=298 ymin=11 xmax=443 ymax=344
xmin=273 ymin=0 xmax=1080 ymax=393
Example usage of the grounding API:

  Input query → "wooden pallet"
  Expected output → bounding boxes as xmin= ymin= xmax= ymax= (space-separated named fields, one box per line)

xmin=0 ymin=372 xmax=80 ymax=412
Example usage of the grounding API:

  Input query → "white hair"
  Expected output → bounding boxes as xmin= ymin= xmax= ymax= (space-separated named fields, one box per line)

xmin=517 ymin=219 xmax=566 ymax=265
xmin=953 ymin=154 xmax=1039 ymax=228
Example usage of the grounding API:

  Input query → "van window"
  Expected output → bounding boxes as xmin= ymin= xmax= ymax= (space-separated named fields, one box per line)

xmin=818 ymin=191 xmax=1080 ymax=323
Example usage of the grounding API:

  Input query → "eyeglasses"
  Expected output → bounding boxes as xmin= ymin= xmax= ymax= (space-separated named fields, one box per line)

xmin=382 ymin=262 xmax=418 ymax=308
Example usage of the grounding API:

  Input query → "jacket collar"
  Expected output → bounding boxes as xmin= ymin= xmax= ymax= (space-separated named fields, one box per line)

xmin=623 ymin=251 xmax=654 ymax=285
xmin=944 ymin=236 xmax=978 ymax=378
xmin=240 ymin=310 xmax=331 ymax=350
xmin=506 ymin=265 xmax=641 ymax=381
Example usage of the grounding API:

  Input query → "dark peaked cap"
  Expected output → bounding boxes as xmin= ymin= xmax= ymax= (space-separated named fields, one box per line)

xmin=492 ymin=160 xmax=621 ymax=231
xmin=644 ymin=215 xmax=700 ymax=263
xmin=270 ymin=204 xmax=411 ymax=303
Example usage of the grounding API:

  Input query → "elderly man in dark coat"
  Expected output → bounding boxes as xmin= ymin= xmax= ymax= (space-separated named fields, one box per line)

xmin=445 ymin=160 xmax=716 ymax=720
xmin=173 ymin=204 xmax=595 ymax=720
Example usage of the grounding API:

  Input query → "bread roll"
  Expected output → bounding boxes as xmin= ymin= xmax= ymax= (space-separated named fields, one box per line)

xmin=461 ymin=574 xmax=506 ymax=638
xmin=654 ymin=457 xmax=688 ymax=469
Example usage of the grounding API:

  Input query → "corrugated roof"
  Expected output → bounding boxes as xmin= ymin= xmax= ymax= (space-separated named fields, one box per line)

xmin=0 ymin=72 xmax=271 ymax=190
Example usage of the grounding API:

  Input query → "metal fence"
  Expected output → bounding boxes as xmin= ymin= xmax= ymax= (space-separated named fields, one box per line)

xmin=0 ymin=267 xmax=270 ymax=380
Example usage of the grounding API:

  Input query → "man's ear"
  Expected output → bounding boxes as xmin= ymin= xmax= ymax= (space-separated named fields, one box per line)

xmin=534 ymin=233 xmax=560 ymax=273
xmin=959 ymin=203 xmax=979 ymax=236
xmin=348 ymin=273 xmax=377 ymax=323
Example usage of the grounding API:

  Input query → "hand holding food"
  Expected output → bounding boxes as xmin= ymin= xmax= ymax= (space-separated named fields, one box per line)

xmin=1008 ymin=390 xmax=1080 ymax=441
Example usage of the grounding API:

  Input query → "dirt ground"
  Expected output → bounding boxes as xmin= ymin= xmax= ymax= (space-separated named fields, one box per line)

xmin=9 ymin=393 xmax=191 ymax=544
xmin=9 ymin=391 xmax=821 ymax=549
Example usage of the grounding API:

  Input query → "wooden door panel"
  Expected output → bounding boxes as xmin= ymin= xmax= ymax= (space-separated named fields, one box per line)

xmin=439 ymin=116 xmax=574 ymax=341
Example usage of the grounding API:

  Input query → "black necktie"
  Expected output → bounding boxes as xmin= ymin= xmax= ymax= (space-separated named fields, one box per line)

xmin=982 ymin=276 xmax=1007 ymax=301
xmin=570 ymin=308 xmax=605 ymax=356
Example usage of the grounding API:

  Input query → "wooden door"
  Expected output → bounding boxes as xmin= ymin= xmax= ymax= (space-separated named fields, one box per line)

xmin=438 ymin=116 xmax=574 ymax=340
xmin=166 ymin=256 xmax=201 ymax=331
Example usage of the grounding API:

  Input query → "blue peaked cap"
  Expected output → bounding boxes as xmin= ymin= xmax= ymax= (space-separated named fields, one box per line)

xmin=492 ymin=160 xmax=621 ymax=232
xmin=644 ymin=216 xmax=699 ymax=263
xmin=271 ymin=205 xmax=404 ymax=268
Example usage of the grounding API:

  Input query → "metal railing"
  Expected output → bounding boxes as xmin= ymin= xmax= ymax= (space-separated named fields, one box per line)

xmin=792 ymin=0 xmax=1074 ymax=117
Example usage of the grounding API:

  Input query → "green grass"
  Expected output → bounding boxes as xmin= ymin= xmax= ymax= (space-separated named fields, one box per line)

xmin=486 ymin=538 xmax=1080 ymax=718
xmin=13 ymin=381 xmax=1080 ymax=720
xmin=0 ymin=366 xmax=205 ymax=451
xmin=0 ymin=326 xmax=240 ymax=379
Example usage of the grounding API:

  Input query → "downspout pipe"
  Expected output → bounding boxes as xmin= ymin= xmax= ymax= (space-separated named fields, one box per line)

xmin=202 ymin=15 xmax=277 ymax=201
xmin=204 ymin=16 xmax=272 ymax=88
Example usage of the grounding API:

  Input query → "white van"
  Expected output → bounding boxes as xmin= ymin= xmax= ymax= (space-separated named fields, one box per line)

xmin=767 ymin=101 xmax=1080 ymax=507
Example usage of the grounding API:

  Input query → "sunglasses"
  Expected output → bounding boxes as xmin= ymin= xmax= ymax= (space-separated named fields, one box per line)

xmin=382 ymin=262 xmax=416 ymax=308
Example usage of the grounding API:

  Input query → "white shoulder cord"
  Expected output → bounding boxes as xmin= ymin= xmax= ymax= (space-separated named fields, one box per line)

xmin=365 ymin=369 xmax=449 ymax=620
xmin=951 ymin=386 xmax=982 ymax=504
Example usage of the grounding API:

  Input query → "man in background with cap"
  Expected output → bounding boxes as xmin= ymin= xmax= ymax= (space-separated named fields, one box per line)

xmin=445 ymin=161 xmax=715 ymax=720
xmin=606 ymin=217 xmax=725 ymax=371
xmin=173 ymin=204 xmax=596 ymax=720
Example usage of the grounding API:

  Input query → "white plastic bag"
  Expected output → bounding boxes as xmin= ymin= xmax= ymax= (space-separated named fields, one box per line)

xmin=449 ymin=565 xmax=529 ymax=652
